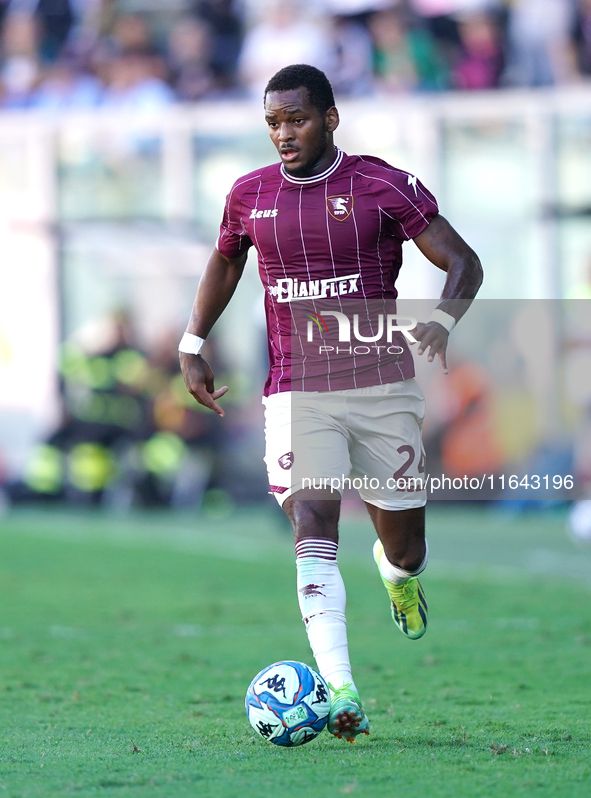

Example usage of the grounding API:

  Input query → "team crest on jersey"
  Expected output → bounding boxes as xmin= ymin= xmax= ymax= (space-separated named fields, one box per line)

xmin=278 ymin=452 xmax=294 ymax=470
xmin=326 ymin=195 xmax=353 ymax=220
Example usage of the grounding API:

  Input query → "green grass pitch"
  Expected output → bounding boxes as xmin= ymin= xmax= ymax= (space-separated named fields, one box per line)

xmin=0 ymin=504 xmax=590 ymax=797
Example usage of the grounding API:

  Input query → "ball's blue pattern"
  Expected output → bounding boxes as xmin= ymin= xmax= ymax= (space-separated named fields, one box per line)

xmin=245 ymin=660 xmax=330 ymax=747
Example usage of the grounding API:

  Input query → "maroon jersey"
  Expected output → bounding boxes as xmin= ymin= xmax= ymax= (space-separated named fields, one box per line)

xmin=216 ymin=149 xmax=439 ymax=395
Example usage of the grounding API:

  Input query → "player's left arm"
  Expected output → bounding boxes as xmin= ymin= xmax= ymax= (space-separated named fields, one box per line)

xmin=412 ymin=213 xmax=483 ymax=374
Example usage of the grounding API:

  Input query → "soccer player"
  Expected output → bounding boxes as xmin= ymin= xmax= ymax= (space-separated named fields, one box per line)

xmin=179 ymin=64 xmax=483 ymax=742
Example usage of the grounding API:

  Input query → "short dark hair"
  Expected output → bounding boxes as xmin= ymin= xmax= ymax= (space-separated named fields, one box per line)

xmin=264 ymin=64 xmax=335 ymax=114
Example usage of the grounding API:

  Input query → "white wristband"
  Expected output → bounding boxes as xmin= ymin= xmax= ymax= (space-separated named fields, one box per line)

xmin=178 ymin=332 xmax=206 ymax=355
xmin=428 ymin=309 xmax=456 ymax=333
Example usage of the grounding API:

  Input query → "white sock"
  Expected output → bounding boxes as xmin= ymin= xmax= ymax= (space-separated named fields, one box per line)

xmin=295 ymin=538 xmax=356 ymax=694
xmin=378 ymin=539 xmax=429 ymax=585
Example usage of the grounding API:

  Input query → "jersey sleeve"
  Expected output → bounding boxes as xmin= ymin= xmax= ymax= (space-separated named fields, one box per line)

xmin=380 ymin=173 xmax=439 ymax=241
xmin=216 ymin=182 xmax=253 ymax=258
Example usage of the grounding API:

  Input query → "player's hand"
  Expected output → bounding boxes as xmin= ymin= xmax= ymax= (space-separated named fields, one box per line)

xmin=179 ymin=352 xmax=228 ymax=417
xmin=410 ymin=321 xmax=449 ymax=374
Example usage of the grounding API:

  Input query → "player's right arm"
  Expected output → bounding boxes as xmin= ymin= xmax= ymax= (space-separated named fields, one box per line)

xmin=180 ymin=247 xmax=248 ymax=417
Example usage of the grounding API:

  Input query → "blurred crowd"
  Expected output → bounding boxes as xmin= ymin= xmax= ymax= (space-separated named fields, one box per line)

xmin=6 ymin=312 xmax=237 ymax=510
xmin=0 ymin=0 xmax=590 ymax=110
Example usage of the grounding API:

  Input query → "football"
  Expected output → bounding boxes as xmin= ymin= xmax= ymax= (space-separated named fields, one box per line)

xmin=245 ymin=660 xmax=330 ymax=746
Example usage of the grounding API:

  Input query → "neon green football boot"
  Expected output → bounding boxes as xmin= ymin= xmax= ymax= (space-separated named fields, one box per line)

xmin=327 ymin=684 xmax=370 ymax=743
xmin=373 ymin=540 xmax=428 ymax=640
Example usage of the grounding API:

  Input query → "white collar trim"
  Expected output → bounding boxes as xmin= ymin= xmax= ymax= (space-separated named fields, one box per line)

xmin=280 ymin=148 xmax=344 ymax=184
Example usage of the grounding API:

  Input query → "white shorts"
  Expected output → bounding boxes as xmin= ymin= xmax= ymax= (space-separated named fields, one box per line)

xmin=263 ymin=379 xmax=427 ymax=511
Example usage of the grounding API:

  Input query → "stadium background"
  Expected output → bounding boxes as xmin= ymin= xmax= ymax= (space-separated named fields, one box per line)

xmin=1 ymin=0 xmax=591 ymax=509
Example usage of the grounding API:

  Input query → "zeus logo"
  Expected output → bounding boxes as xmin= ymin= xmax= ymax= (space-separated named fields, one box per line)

xmin=249 ymin=208 xmax=278 ymax=219
xmin=306 ymin=312 xmax=418 ymax=344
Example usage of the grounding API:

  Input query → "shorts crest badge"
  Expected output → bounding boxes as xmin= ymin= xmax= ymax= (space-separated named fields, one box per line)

xmin=278 ymin=452 xmax=294 ymax=470
xmin=326 ymin=195 xmax=354 ymax=220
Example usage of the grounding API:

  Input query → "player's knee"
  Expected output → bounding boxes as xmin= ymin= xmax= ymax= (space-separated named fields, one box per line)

xmin=397 ymin=552 xmax=425 ymax=572
xmin=384 ymin=542 xmax=426 ymax=573
xmin=284 ymin=498 xmax=340 ymax=540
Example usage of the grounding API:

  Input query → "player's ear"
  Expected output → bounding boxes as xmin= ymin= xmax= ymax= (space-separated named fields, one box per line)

xmin=325 ymin=106 xmax=339 ymax=134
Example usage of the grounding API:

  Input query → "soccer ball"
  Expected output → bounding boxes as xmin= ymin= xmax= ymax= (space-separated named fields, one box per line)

xmin=245 ymin=661 xmax=330 ymax=747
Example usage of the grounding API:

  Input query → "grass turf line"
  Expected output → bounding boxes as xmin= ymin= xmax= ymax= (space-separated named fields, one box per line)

xmin=0 ymin=507 xmax=589 ymax=797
